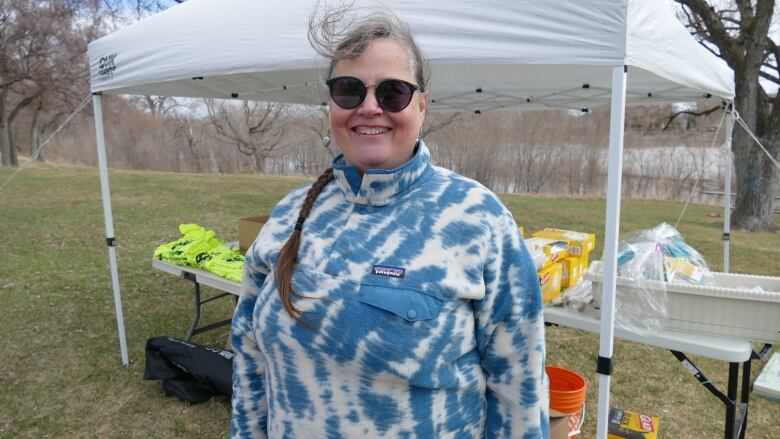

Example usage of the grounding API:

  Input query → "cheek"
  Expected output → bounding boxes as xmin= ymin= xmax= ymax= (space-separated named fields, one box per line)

xmin=392 ymin=111 xmax=423 ymax=136
xmin=329 ymin=106 xmax=350 ymax=132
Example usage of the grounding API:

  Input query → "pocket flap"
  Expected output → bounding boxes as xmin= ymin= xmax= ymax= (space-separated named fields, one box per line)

xmin=357 ymin=284 xmax=442 ymax=322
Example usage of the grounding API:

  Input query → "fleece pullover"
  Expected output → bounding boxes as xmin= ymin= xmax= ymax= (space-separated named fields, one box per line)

xmin=231 ymin=141 xmax=549 ymax=439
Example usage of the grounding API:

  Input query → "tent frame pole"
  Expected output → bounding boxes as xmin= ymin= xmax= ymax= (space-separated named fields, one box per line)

xmin=723 ymin=106 xmax=734 ymax=273
xmin=596 ymin=65 xmax=628 ymax=439
xmin=92 ymin=93 xmax=129 ymax=367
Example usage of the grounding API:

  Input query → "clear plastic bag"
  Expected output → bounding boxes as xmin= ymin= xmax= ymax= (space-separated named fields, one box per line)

xmin=602 ymin=223 xmax=713 ymax=335
xmin=564 ymin=280 xmax=592 ymax=313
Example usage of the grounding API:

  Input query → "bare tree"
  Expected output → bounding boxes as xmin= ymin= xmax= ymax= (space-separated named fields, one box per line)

xmin=421 ymin=112 xmax=461 ymax=138
xmin=173 ymin=113 xmax=205 ymax=172
xmin=204 ymin=99 xmax=289 ymax=173
xmin=0 ymin=0 xmax=102 ymax=166
xmin=132 ymin=95 xmax=179 ymax=116
xmin=676 ymin=0 xmax=779 ymax=231
xmin=304 ymin=106 xmax=337 ymax=157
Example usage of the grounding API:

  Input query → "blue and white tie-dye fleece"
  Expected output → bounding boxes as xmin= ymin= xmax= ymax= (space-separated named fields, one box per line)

xmin=231 ymin=141 xmax=549 ymax=439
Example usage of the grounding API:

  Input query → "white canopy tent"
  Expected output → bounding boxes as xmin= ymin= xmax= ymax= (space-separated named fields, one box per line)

xmin=88 ymin=0 xmax=734 ymax=437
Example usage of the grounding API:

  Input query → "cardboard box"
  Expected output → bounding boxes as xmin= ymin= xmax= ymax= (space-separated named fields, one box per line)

xmin=239 ymin=215 xmax=269 ymax=254
xmin=538 ymin=263 xmax=563 ymax=304
xmin=549 ymin=408 xmax=583 ymax=439
xmin=607 ymin=407 xmax=659 ymax=439
xmin=560 ymin=256 xmax=582 ymax=289
xmin=526 ymin=237 xmax=570 ymax=267
xmin=532 ymin=228 xmax=596 ymax=256
xmin=549 ymin=413 xmax=569 ymax=439
xmin=579 ymin=252 xmax=591 ymax=274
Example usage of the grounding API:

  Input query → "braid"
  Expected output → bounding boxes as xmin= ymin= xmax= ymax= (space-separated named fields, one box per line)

xmin=275 ymin=167 xmax=334 ymax=322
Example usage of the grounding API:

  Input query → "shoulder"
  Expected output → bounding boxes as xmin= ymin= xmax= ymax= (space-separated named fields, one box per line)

xmin=428 ymin=165 xmax=514 ymax=223
xmin=269 ymin=182 xmax=314 ymax=219
xmin=252 ymin=182 xmax=313 ymax=246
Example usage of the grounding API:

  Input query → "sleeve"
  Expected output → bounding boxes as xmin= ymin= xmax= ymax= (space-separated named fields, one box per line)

xmin=230 ymin=251 xmax=270 ymax=439
xmin=230 ymin=183 xmax=308 ymax=438
xmin=474 ymin=212 xmax=549 ymax=439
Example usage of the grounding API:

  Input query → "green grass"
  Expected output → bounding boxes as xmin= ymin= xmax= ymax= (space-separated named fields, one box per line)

xmin=1 ymin=164 xmax=778 ymax=438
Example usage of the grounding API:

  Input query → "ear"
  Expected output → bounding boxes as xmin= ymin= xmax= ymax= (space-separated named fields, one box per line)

xmin=417 ymin=90 xmax=429 ymax=120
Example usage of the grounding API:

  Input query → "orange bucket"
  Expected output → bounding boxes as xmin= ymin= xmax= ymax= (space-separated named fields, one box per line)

xmin=547 ymin=365 xmax=587 ymax=437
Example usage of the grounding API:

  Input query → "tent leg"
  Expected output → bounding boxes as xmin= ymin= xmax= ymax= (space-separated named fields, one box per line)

xmin=596 ymin=65 xmax=628 ymax=439
xmin=723 ymin=107 xmax=734 ymax=273
xmin=92 ymin=93 xmax=129 ymax=367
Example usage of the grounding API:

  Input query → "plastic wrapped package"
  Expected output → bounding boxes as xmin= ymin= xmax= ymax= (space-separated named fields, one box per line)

xmin=524 ymin=239 xmax=548 ymax=270
xmin=525 ymin=237 xmax=569 ymax=269
xmin=596 ymin=223 xmax=714 ymax=335
xmin=564 ymin=280 xmax=592 ymax=312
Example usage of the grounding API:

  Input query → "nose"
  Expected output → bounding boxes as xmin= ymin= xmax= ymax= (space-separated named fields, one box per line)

xmin=356 ymin=87 xmax=383 ymax=115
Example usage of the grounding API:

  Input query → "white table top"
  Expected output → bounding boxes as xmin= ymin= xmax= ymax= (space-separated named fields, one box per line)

xmin=151 ymin=257 xmax=754 ymax=363
xmin=152 ymin=259 xmax=241 ymax=296
xmin=544 ymin=305 xmax=753 ymax=363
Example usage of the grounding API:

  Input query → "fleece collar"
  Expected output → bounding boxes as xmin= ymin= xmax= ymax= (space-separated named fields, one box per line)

xmin=331 ymin=140 xmax=432 ymax=206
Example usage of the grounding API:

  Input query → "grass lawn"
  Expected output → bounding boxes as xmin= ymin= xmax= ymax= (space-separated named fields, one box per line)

xmin=1 ymin=164 xmax=778 ymax=438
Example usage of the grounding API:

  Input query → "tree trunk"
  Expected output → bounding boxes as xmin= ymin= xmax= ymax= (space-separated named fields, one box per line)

xmin=8 ymin=125 xmax=17 ymax=166
xmin=731 ymin=79 xmax=778 ymax=231
xmin=30 ymin=106 xmax=43 ymax=162
xmin=6 ymin=86 xmax=45 ymax=167
xmin=0 ymin=87 xmax=9 ymax=167
xmin=253 ymin=153 xmax=266 ymax=174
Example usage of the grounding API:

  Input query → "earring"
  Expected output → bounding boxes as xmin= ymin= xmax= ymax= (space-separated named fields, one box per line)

xmin=323 ymin=128 xmax=331 ymax=147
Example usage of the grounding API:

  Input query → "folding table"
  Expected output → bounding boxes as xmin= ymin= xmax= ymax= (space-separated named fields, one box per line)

xmin=544 ymin=306 xmax=772 ymax=439
xmin=152 ymin=259 xmax=240 ymax=340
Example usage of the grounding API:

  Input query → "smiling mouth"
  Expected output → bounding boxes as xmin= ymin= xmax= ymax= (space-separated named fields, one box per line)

xmin=353 ymin=127 xmax=390 ymax=135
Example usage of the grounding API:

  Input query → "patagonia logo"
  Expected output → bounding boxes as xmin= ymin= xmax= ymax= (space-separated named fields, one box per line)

xmin=372 ymin=265 xmax=405 ymax=278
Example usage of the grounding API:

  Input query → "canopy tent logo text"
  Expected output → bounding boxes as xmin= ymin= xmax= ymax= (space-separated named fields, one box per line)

xmin=98 ymin=53 xmax=117 ymax=77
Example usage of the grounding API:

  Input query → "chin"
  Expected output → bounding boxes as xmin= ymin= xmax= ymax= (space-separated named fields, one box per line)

xmin=356 ymin=155 xmax=392 ymax=171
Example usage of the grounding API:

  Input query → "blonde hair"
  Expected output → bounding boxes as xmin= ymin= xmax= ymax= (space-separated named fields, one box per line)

xmin=308 ymin=3 xmax=430 ymax=90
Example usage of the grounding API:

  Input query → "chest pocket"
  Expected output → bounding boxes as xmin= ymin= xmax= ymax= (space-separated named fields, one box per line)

xmin=357 ymin=283 xmax=442 ymax=322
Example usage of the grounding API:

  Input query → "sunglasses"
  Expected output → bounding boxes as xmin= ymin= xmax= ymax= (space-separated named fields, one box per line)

xmin=326 ymin=76 xmax=420 ymax=112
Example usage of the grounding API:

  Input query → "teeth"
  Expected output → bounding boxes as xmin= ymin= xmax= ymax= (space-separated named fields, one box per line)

xmin=356 ymin=127 xmax=389 ymax=135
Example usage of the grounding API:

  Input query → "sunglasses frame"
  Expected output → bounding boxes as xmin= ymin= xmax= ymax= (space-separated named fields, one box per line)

xmin=325 ymin=76 xmax=420 ymax=113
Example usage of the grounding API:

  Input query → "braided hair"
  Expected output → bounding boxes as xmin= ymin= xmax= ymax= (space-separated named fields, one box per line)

xmin=274 ymin=168 xmax=334 ymax=321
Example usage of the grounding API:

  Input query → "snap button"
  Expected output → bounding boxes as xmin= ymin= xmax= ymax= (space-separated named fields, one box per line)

xmin=406 ymin=309 xmax=417 ymax=319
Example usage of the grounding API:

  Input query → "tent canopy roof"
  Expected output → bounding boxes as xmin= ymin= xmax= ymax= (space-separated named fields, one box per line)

xmin=88 ymin=0 xmax=734 ymax=112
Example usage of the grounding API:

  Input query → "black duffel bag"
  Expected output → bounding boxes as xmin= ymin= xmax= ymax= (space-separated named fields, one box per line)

xmin=144 ymin=336 xmax=233 ymax=404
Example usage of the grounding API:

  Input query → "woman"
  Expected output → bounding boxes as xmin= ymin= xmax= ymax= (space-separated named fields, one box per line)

xmin=231 ymin=8 xmax=548 ymax=439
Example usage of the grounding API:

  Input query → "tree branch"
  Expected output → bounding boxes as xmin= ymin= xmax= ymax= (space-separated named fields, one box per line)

xmin=676 ymin=0 xmax=743 ymax=68
xmin=759 ymin=71 xmax=780 ymax=85
xmin=662 ymin=105 xmax=722 ymax=132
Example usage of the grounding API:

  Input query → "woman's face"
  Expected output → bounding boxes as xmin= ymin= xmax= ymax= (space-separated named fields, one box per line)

xmin=329 ymin=39 xmax=428 ymax=174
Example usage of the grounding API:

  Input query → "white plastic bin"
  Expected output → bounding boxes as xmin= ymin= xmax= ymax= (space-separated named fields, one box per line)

xmin=586 ymin=260 xmax=780 ymax=343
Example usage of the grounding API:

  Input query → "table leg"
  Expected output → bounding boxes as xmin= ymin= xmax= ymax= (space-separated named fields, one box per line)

xmin=185 ymin=280 xmax=202 ymax=341
xmin=671 ymin=351 xmax=743 ymax=439
xmin=738 ymin=359 xmax=751 ymax=439
xmin=725 ymin=362 xmax=738 ymax=439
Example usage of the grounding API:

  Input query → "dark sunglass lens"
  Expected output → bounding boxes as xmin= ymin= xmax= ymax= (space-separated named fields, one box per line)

xmin=377 ymin=80 xmax=414 ymax=112
xmin=330 ymin=77 xmax=365 ymax=109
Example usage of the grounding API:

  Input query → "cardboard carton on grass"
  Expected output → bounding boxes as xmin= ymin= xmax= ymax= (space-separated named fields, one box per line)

xmin=548 ymin=412 xmax=570 ymax=439
xmin=238 ymin=215 xmax=269 ymax=254
xmin=607 ymin=407 xmax=660 ymax=439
